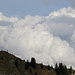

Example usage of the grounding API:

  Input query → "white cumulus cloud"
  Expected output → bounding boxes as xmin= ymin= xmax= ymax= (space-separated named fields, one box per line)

xmin=0 ymin=7 xmax=75 ymax=68
xmin=0 ymin=12 xmax=18 ymax=22
xmin=47 ymin=7 xmax=75 ymax=18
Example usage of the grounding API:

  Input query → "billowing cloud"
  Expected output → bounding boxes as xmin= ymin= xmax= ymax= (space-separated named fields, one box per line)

xmin=0 ymin=7 xmax=75 ymax=68
xmin=0 ymin=12 xmax=18 ymax=22
xmin=45 ymin=7 xmax=75 ymax=42
xmin=47 ymin=7 xmax=75 ymax=18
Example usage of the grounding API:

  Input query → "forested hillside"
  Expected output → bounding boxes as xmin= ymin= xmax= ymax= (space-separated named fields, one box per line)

xmin=0 ymin=51 xmax=74 ymax=75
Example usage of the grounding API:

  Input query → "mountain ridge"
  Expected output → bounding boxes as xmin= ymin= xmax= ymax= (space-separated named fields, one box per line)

xmin=0 ymin=51 xmax=56 ymax=75
xmin=0 ymin=50 xmax=74 ymax=75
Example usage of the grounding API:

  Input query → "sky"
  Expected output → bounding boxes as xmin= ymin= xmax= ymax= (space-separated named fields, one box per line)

xmin=0 ymin=0 xmax=71 ymax=17
xmin=0 ymin=0 xmax=75 ymax=68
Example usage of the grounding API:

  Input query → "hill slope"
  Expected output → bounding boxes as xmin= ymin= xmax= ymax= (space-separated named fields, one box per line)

xmin=0 ymin=51 xmax=56 ymax=75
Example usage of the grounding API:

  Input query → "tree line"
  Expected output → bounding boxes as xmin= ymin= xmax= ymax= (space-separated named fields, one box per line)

xmin=14 ymin=57 xmax=75 ymax=75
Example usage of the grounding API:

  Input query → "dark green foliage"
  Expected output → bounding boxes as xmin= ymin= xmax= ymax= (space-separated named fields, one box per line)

xmin=30 ymin=57 xmax=36 ymax=69
xmin=54 ymin=63 xmax=69 ymax=75
xmin=40 ymin=64 xmax=43 ymax=69
xmin=55 ymin=63 xmax=58 ymax=70
xmin=14 ymin=73 xmax=16 ymax=75
xmin=1 ymin=57 xmax=3 ymax=60
xmin=55 ymin=63 xmax=58 ymax=74
xmin=73 ymin=71 xmax=75 ymax=74
xmin=25 ymin=58 xmax=36 ymax=69
xmin=35 ymin=72 xmax=37 ymax=75
xmin=31 ymin=57 xmax=36 ymax=64
xmin=69 ymin=66 xmax=72 ymax=74
xmin=30 ymin=68 xmax=32 ymax=73
xmin=51 ymin=65 xmax=53 ymax=69
xmin=47 ymin=65 xmax=50 ymax=70
xmin=25 ymin=60 xmax=30 ymax=70
xmin=15 ymin=59 xmax=18 ymax=68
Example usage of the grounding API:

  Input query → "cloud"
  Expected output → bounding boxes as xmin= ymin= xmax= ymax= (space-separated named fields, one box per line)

xmin=47 ymin=7 xmax=75 ymax=18
xmin=46 ymin=7 xmax=75 ymax=41
xmin=0 ymin=7 xmax=75 ymax=68
xmin=0 ymin=12 xmax=18 ymax=22
xmin=71 ymin=31 xmax=75 ymax=48
xmin=71 ymin=31 xmax=75 ymax=42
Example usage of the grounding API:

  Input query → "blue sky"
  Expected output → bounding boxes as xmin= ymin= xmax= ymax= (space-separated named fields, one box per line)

xmin=0 ymin=0 xmax=75 ymax=68
xmin=0 ymin=0 xmax=70 ymax=18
